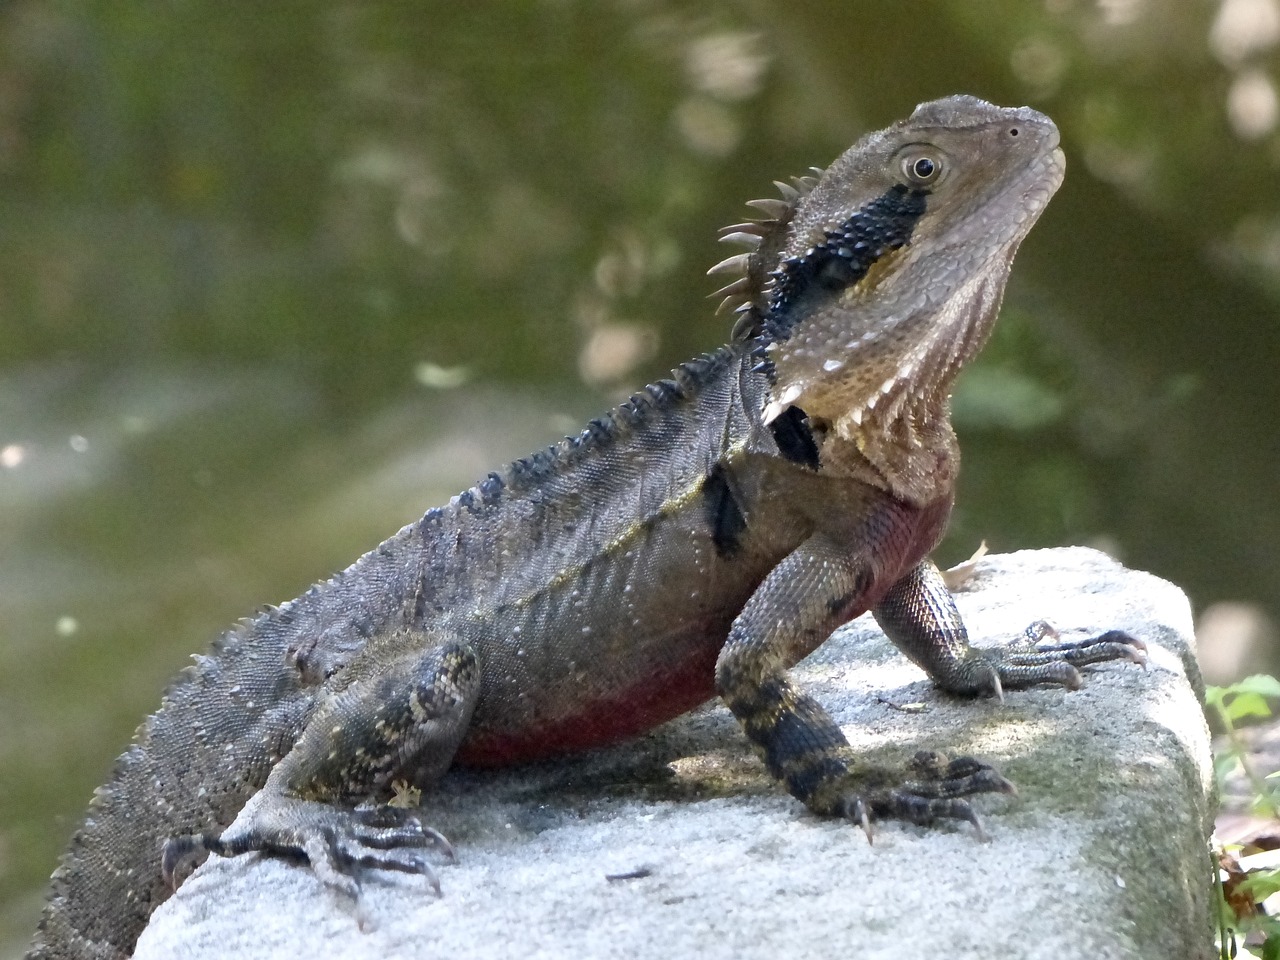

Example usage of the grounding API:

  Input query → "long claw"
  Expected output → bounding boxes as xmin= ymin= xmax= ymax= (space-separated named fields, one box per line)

xmin=988 ymin=665 xmax=1005 ymax=705
xmin=420 ymin=824 xmax=456 ymax=863
xmin=967 ymin=808 xmax=991 ymax=844
xmin=858 ymin=800 xmax=873 ymax=845
xmin=842 ymin=796 xmax=874 ymax=845
xmin=160 ymin=834 xmax=211 ymax=889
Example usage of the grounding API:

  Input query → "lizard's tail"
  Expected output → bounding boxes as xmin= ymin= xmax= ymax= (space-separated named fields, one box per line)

xmin=27 ymin=628 xmax=302 ymax=960
xmin=27 ymin=741 xmax=181 ymax=960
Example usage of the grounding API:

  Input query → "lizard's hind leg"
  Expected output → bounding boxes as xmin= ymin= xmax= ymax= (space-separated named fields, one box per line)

xmin=163 ymin=633 xmax=479 ymax=897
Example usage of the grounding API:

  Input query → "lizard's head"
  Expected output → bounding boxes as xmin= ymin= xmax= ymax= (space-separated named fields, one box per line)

xmin=782 ymin=95 xmax=1063 ymax=285
xmin=752 ymin=95 xmax=1065 ymax=441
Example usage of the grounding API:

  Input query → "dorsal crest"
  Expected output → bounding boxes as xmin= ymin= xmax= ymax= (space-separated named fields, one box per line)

xmin=706 ymin=169 xmax=822 ymax=341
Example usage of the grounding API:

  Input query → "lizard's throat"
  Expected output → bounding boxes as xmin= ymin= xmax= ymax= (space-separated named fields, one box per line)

xmin=762 ymin=256 xmax=1011 ymax=446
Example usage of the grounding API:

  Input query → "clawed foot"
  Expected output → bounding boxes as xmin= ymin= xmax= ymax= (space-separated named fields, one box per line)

xmin=161 ymin=796 xmax=454 ymax=898
xmin=959 ymin=622 xmax=1146 ymax=701
xmin=836 ymin=751 xmax=1015 ymax=843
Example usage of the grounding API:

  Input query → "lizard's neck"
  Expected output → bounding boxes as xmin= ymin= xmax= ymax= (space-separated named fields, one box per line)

xmin=764 ymin=244 xmax=1015 ymax=506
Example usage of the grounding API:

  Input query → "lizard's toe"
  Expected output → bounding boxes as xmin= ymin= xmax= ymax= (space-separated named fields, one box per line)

xmin=993 ymin=658 xmax=1082 ymax=690
xmin=887 ymin=793 xmax=991 ymax=842
xmin=349 ymin=814 xmax=455 ymax=861
xmin=176 ymin=794 xmax=456 ymax=898
xmin=902 ymin=750 xmax=1015 ymax=799
xmin=833 ymin=752 xmax=1013 ymax=843
xmin=988 ymin=626 xmax=1147 ymax=690
xmin=328 ymin=835 xmax=443 ymax=896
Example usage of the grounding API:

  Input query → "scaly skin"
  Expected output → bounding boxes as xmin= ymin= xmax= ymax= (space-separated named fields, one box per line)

xmin=29 ymin=95 xmax=1144 ymax=960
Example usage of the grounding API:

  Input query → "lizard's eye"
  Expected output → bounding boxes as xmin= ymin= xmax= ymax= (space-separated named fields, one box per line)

xmin=899 ymin=149 xmax=945 ymax=187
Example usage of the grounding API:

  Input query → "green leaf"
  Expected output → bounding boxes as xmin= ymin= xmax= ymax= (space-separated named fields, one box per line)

xmin=1225 ymin=692 xmax=1274 ymax=723
xmin=1259 ymin=914 xmax=1280 ymax=960
xmin=1215 ymin=751 xmax=1243 ymax=784
xmin=1234 ymin=676 xmax=1280 ymax=699
xmin=1241 ymin=871 xmax=1280 ymax=901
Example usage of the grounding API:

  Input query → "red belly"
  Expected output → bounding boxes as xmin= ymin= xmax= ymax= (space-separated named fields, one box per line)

xmin=453 ymin=637 xmax=722 ymax=767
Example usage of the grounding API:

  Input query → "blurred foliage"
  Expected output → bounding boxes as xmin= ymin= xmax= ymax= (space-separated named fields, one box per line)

xmin=1210 ymin=676 xmax=1280 ymax=958
xmin=3 ymin=0 xmax=1280 ymax=951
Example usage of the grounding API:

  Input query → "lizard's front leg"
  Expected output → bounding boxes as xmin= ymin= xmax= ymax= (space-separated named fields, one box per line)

xmin=715 ymin=535 xmax=1014 ymax=839
xmin=873 ymin=559 xmax=1146 ymax=700
xmin=163 ymin=632 xmax=479 ymax=896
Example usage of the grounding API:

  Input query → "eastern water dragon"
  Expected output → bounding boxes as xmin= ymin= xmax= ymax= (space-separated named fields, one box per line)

xmin=28 ymin=95 xmax=1145 ymax=959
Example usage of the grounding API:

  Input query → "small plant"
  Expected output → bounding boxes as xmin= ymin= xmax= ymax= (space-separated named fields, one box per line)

xmin=1209 ymin=675 xmax=1280 ymax=959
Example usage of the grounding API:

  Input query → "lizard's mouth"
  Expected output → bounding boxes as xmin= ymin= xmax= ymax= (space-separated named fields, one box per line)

xmin=938 ymin=139 xmax=1066 ymax=255
xmin=1044 ymin=122 xmax=1062 ymax=152
xmin=1021 ymin=146 xmax=1067 ymax=232
xmin=1024 ymin=145 xmax=1066 ymax=211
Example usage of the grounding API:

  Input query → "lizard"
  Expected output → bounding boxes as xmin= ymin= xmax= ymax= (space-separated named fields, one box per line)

xmin=28 ymin=94 xmax=1145 ymax=960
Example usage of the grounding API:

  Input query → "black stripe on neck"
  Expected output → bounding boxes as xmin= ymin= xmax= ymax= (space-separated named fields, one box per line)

xmin=762 ymin=184 xmax=927 ymax=344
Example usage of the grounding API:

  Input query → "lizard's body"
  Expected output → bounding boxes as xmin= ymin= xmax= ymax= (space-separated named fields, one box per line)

xmin=29 ymin=96 xmax=1143 ymax=960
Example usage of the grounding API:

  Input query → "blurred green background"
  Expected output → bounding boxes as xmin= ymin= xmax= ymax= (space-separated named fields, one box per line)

xmin=3 ymin=0 xmax=1279 ymax=951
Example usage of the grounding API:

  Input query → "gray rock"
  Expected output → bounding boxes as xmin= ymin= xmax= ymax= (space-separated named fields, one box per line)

xmin=134 ymin=547 xmax=1214 ymax=960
